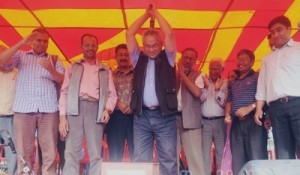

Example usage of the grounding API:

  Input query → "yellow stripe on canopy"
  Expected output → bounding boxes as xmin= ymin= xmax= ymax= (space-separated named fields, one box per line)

xmin=1 ymin=10 xmax=68 ymax=65
xmin=253 ymin=0 xmax=300 ymax=70
xmin=35 ymin=9 xmax=125 ymax=28
xmin=202 ymin=11 xmax=254 ymax=73
xmin=126 ymin=9 xmax=222 ymax=29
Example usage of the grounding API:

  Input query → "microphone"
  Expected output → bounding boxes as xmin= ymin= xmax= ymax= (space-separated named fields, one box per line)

xmin=149 ymin=4 xmax=155 ymax=28
xmin=7 ymin=134 xmax=16 ymax=154
xmin=0 ymin=129 xmax=16 ymax=154
xmin=150 ymin=17 xmax=155 ymax=28
xmin=0 ymin=129 xmax=34 ymax=174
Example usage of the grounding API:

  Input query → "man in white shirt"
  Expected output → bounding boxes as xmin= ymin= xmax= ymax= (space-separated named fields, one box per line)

xmin=255 ymin=15 xmax=300 ymax=159
xmin=201 ymin=58 xmax=227 ymax=175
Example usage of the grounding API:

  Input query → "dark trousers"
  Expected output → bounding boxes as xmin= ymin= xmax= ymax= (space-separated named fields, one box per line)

xmin=269 ymin=97 xmax=300 ymax=159
xmin=230 ymin=114 xmax=268 ymax=175
xmin=106 ymin=110 xmax=134 ymax=161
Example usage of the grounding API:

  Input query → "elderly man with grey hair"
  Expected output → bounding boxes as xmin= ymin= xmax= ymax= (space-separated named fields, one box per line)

xmin=200 ymin=58 xmax=227 ymax=175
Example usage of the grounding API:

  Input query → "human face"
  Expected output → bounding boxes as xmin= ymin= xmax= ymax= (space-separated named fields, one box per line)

xmin=270 ymin=23 xmax=291 ymax=48
xmin=180 ymin=50 xmax=197 ymax=72
xmin=116 ymin=48 xmax=130 ymax=69
xmin=209 ymin=61 xmax=223 ymax=81
xmin=143 ymin=34 xmax=162 ymax=59
xmin=228 ymin=70 xmax=238 ymax=82
xmin=32 ymin=33 xmax=49 ymax=55
xmin=81 ymin=36 xmax=98 ymax=60
xmin=236 ymin=53 xmax=254 ymax=74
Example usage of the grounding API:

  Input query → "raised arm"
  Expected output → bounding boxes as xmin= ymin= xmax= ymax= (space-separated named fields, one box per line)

xmin=0 ymin=33 xmax=35 ymax=64
xmin=126 ymin=8 xmax=150 ymax=54
xmin=150 ymin=4 xmax=176 ymax=53
xmin=178 ymin=61 xmax=202 ymax=97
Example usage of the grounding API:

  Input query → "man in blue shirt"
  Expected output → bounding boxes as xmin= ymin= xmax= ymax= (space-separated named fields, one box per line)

xmin=126 ymin=4 xmax=178 ymax=175
xmin=225 ymin=49 xmax=267 ymax=175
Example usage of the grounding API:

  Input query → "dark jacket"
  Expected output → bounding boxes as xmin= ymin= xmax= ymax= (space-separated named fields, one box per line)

xmin=130 ymin=50 xmax=178 ymax=116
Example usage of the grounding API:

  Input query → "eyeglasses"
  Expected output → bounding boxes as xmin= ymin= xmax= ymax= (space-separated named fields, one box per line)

xmin=144 ymin=44 xmax=161 ymax=50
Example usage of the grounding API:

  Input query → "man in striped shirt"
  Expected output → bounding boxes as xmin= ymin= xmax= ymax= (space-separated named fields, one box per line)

xmin=224 ymin=49 xmax=267 ymax=175
xmin=0 ymin=28 xmax=64 ymax=175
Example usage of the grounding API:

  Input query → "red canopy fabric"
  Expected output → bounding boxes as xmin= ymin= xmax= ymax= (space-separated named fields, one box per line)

xmin=1 ymin=0 xmax=300 ymax=75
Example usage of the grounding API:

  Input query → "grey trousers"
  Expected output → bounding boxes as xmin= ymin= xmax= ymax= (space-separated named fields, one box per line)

xmin=202 ymin=118 xmax=226 ymax=175
xmin=14 ymin=112 xmax=59 ymax=175
xmin=177 ymin=115 xmax=205 ymax=175
xmin=0 ymin=115 xmax=17 ymax=175
xmin=63 ymin=100 xmax=105 ymax=175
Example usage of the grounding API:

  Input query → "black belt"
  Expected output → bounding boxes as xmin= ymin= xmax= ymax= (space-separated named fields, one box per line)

xmin=0 ymin=115 xmax=13 ymax=117
xmin=142 ymin=106 xmax=160 ymax=111
xmin=270 ymin=96 xmax=300 ymax=105
xmin=202 ymin=116 xmax=224 ymax=120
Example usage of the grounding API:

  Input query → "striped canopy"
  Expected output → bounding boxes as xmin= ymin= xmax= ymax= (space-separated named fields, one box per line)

xmin=1 ymin=0 xmax=300 ymax=75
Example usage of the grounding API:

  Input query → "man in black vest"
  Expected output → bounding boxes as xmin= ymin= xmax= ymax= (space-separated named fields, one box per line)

xmin=126 ymin=4 xmax=178 ymax=175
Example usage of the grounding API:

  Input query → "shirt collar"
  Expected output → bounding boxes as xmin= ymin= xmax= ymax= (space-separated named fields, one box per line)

xmin=76 ymin=58 xmax=96 ymax=65
xmin=114 ymin=66 xmax=134 ymax=75
xmin=238 ymin=69 xmax=255 ymax=80
xmin=26 ymin=49 xmax=49 ymax=57
xmin=273 ymin=39 xmax=294 ymax=51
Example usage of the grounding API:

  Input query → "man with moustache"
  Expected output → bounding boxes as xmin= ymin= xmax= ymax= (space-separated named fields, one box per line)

xmin=59 ymin=34 xmax=117 ymax=175
xmin=225 ymin=49 xmax=267 ymax=175
xmin=126 ymin=4 xmax=178 ymax=175
xmin=106 ymin=44 xmax=134 ymax=161
xmin=0 ymin=28 xmax=64 ymax=175
xmin=176 ymin=48 xmax=205 ymax=175
xmin=255 ymin=15 xmax=300 ymax=159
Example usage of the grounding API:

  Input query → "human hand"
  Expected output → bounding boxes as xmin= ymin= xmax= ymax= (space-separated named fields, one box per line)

xmin=100 ymin=109 xmax=110 ymax=123
xmin=21 ymin=32 xmax=38 ymax=46
xmin=59 ymin=115 xmax=69 ymax=138
xmin=202 ymin=74 xmax=210 ymax=88
xmin=147 ymin=3 xmax=157 ymax=18
xmin=235 ymin=106 xmax=252 ymax=119
xmin=224 ymin=114 xmax=232 ymax=124
xmin=214 ymin=78 xmax=224 ymax=91
xmin=123 ymin=106 xmax=133 ymax=115
xmin=177 ymin=60 xmax=186 ymax=77
xmin=118 ymin=102 xmax=133 ymax=115
xmin=38 ymin=56 xmax=55 ymax=72
xmin=254 ymin=109 xmax=264 ymax=126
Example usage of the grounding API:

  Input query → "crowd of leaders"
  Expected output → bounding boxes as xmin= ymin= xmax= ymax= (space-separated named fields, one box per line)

xmin=0 ymin=4 xmax=300 ymax=175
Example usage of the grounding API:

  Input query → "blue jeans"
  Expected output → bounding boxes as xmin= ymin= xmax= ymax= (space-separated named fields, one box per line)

xmin=133 ymin=109 xmax=177 ymax=175
xmin=269 ymin=97 xmax=300 ymax=159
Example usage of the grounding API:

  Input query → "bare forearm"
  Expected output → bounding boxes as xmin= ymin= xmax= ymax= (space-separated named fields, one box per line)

xmin=181 ymin=74 xmax=201 ymax=97
xmin=126 ymin=13 xmax=149 ymax=53
xmin=0 ymin=42 xmax=23 ymax=64
xmin=225 ymin=102 xmax=232 ymax=116
xmin=256 ymin=100 xmax=265 ymax=111
xmin=50 ymin=70 xmax=64 ymax=84
xmin=154 ymin=10 xmax=175 ymax=52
